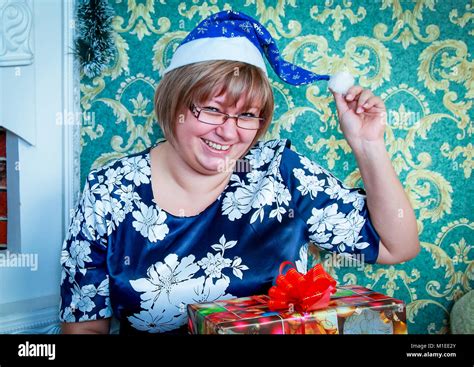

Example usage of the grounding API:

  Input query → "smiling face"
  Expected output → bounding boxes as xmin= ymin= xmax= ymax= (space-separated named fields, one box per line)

xmin=154 ymin=60 xmax=274 ymax=176
xmin=172 ymin=92 xmax=260 ymax=174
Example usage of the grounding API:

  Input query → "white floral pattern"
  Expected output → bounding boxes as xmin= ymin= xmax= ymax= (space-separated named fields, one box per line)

xmin=68 ymin=240 xmax=92 ymax=270
xmin=122 ymin=156 xmax=151 ymax=186
xmin=221 ymin=140 xmax=291 ymax=224
xmin=307 ymin=204 xmax=346 ymax=233
xmin=325 ymin=176 xmax=366 ymax=209
xmin=130 ymin=253 xmax=201 ymax=309
xmin=292 ymin=153 xmax=377 ymax=257
xmin=127 ymin=309 xmax=177 ymax=333
xmin=132 ymin=202 xmax=169 ymax=242
xmin=295 ymin=243 xmax=308 ymax=274
xmin=59 ymin=139 xmax=379 ymax=333
xmin=128 ymin=234 xmax=248 ymax=332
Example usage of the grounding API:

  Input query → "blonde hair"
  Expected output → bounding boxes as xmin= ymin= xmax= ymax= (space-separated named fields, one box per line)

xmin=154 ymin=60 xmax=274 ymax=152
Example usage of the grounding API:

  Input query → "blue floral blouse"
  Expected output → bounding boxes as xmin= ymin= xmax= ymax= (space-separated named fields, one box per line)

xmin=59 ymin=139 xmax=380 ymax=333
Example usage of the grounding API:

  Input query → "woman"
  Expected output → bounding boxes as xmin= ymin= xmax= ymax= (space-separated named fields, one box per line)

xmin=60 ymin=11 xmax=420 ymax=334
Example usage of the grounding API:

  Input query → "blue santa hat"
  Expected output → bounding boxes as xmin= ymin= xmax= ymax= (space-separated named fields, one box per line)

xmin=163 ymin=10 xmax=354 ymax=94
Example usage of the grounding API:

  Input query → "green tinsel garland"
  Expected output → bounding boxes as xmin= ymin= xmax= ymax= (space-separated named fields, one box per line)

xmin=75 ymin=0 xmax=116 ymax=78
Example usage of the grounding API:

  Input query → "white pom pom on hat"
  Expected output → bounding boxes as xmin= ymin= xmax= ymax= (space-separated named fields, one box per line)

xmin=328 ymin=71 xmax=355 ymax=95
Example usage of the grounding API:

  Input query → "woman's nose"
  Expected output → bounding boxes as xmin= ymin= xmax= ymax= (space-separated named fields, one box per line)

xmin=216 ymin=116 xmax=239 ymax=139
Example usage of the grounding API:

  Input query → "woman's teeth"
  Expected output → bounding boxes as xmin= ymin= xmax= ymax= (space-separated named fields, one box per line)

xmin=202 ymin=139 xmax=230 ymax=151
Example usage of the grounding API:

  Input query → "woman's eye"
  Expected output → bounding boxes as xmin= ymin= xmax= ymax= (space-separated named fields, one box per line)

xmin=241 ymin=112 xmax=257 ymax=118
xmin=204 ymin=106 xmax=219 ymax=112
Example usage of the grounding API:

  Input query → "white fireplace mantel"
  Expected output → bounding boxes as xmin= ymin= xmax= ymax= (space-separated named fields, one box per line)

xmin=0 ymin=0 xmax=36 ymax=145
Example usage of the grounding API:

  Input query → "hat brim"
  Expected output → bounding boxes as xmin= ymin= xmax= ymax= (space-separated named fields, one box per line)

xmin=163 ymin=36 xmax=268 ymax=76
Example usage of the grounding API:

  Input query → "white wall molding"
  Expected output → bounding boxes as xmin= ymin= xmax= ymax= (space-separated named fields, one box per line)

xmin=0 ymin=295 xmax=60 ymax=334
xmin=0 ymin=0 xmax=34 ymax=66
xmin=5 ymin=131 xmax=21 ymax=252
xmin=62 ymin=0 xmax=81 ymax=233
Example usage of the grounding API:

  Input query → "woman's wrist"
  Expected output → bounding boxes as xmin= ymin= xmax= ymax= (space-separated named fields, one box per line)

xmin=351 ymin=138 xmax=387 ymax=161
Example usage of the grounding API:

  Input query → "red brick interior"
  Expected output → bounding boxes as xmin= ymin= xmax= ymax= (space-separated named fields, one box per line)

xmin=0 ymin=128 xmax=6 ymax=249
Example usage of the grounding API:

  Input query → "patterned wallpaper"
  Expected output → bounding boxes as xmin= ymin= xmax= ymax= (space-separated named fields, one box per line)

xmin=79 ymin=0 xmax=473 ymax=334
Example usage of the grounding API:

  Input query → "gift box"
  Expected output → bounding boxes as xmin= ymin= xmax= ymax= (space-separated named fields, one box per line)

xmin=187 ymin=285 xmax=407 ymax=334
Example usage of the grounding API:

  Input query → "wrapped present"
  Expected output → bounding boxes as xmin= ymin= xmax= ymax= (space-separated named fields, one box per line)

xmin=187 ymin=264 xmax=407 ymax=334
xmin=187 ymin=285 xmax=407 ymax=334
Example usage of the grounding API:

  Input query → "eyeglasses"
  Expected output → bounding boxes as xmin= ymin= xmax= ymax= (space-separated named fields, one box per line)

xmin=190 ymin=104 xmax=265 ymax=130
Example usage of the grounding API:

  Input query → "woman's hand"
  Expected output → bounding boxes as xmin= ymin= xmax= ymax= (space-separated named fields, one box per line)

xmin=330 ymin=85 xmax=387 ymax=153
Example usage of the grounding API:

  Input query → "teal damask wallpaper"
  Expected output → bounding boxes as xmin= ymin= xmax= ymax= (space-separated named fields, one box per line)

xmin=79 ymin=0 xmax=473 ymax=334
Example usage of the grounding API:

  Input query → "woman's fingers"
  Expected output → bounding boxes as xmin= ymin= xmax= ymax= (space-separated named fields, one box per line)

xmin=363 ymin=96 xmax=384 ymax=110
xmin=356 ymin=90 xmax=374 ymax=112
xmin=344 ymin=85 xmax=363 ymax=101
xmin=335 ymin=85 xmax=385 ymax=115
xmin=331 ymin=90 xmax=350 ymax=117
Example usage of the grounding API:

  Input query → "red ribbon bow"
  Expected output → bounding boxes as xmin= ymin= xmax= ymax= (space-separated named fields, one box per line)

xmin=268 ymin=262 xmax=337 ymax=312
